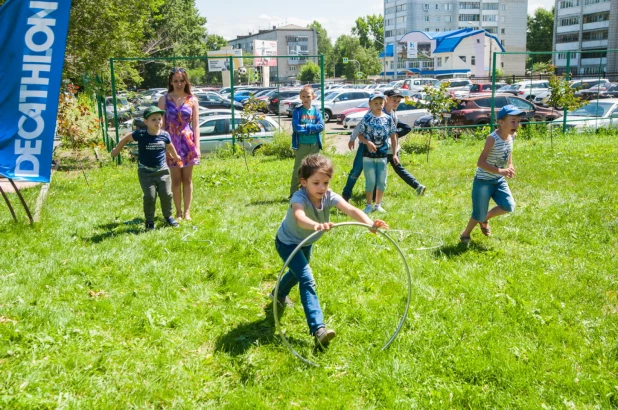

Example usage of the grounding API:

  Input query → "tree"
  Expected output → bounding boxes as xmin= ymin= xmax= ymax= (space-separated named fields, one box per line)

xmin=205 ymin=34 xmax=228 ymax=52
xmin=333 ymin=35 xmax=382 ymax=79
xmin=352 ymin=15 xmax=384 ymax=51
xmin=308 ymin=21 xmax=334 ymax=77
xmin=527 ymin=7 xmax=554 ymax=66
xmin=298 ymin=61 xmax=320 ymax=82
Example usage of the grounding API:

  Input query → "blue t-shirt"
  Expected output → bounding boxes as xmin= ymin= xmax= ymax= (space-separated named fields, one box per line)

xmin=276 ymin=187 xmax=342 ymax=246
xmin=298 ymin=106 xmax=319 ymax=145
xmin=357 ymin=111 xmax=397 ymax=158
xmin=132 ymin=129 xmax=171 ymax=172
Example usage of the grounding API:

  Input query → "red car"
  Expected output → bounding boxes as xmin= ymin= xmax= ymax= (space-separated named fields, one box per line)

xmin=449 ymin=95 xmax=562 ymax=125
xmin=336 ymin=101 xmax=369 ymax=125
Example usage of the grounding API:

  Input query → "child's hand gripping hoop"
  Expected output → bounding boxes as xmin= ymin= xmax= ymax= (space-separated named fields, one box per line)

xmin=273 ymin=222 xmax=412 ymax=367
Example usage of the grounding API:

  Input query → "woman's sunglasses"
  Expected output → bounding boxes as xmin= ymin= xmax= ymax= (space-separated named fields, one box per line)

xmin=170 ymin=67 xmax=186 ymax=73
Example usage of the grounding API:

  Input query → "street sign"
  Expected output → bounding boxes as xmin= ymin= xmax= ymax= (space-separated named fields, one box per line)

xmin=356 ymin=71 xmax=363 ymax=78
xmin=343 ymin=57 xmax=349 ymax=64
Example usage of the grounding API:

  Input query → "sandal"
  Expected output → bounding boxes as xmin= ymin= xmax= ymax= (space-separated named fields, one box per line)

xmin=479 ymin=221 xmax=491 ymax=236
xmin=459 ymin=235 xmax=471 ymax=245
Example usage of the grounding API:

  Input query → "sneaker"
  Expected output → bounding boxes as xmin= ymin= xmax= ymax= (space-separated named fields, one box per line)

xmin=314 ymin=327 xmax=336 ymax=348
xmin=363 ymin=204 xmax=373 ymax=214
xmin=145 ymin=221 xmax=155 ymax=231
xmin=373 ymin=204 xmax=387 ymax=213
xmin=164 ymin=216 xmax=179 ymax=227
xmin=416 ymin=185 xmax=426 ymax=196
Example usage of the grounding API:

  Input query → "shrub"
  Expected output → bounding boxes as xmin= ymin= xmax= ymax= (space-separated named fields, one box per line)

xmin=258 ymin=129 xmax=294 ymax=159
xmin=56 ymin=84 xmax=102 ymax=150
xmin=400 ymin=132 xmax=434 ymax=155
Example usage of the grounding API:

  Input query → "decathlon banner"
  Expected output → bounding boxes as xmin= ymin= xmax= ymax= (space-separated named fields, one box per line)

xmin=0 ymin=0 xmax=72 ymax=183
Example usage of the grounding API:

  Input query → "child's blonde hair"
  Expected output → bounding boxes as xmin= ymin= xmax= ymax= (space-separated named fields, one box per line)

xmin=300 ymin=85 xmax=315 ymax=96
xmin=298 ymin=154 xmax=334 ymax=180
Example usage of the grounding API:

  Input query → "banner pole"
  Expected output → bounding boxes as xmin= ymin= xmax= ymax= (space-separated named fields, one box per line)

xmin=8 ymin=179 xmax=33 ymax=224
xmin=0 ymin=184 xmax=18 ymax=222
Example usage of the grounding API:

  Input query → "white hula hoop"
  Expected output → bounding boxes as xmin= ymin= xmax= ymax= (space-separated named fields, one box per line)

xmin=273 ymin=222 xmax=412 ymax=367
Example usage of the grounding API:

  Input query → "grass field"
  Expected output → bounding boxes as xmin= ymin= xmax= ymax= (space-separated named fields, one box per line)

xmin=1 ymin=131 xmax=617 ymax=408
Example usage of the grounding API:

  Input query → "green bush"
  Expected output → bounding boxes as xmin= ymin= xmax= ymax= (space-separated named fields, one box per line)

xmin=400 ymin=132 xmax=434 ymax=155
xmin=56 ymin=84 xmax=102 ymax=150
xmin=258 ymin=129 xmax=294 ymax=159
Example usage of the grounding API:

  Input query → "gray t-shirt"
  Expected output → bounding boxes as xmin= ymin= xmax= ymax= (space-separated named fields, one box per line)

xmin=276 ymin=187 xmax=342 ymax=246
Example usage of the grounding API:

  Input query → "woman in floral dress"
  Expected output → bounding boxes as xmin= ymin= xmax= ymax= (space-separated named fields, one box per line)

xmin=158 ymin=68 xmax=200 ymax=221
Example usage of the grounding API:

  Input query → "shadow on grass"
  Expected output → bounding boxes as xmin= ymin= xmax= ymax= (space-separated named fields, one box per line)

xmin=84 ymin=219 xmax=144 ymax=243
xmin=215 ymin=303 xmax=278 ymax=356
xmin=434 ymin=241 xmax=490 ymax=258
xmin=249 ymin=198 xmax=289 ymax=206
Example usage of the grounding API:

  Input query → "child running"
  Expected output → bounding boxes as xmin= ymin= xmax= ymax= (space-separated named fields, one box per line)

xmin=272 ymin=154 xmax=388 ymax=348
xmin=111 ymin=106 xmax=181 ymax=231
xmin=459 ymin=105 xmax=524 ymax=244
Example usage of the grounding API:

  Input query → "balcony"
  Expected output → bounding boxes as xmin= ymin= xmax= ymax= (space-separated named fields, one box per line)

xmin=582 ymin=21 xmax=609 ymax=31
xmin=555 ymin=42 xmax=580 ymax=51
xmin=557 ymin=25 xmax=581 ymax=34
xmin=580 ymin=57 xmax=606 ymax=66
xmin=581 ymin=39 xmax=608 ymax=49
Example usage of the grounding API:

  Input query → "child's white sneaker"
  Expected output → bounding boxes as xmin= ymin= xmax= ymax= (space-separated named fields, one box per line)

xmin=373 ymin=204 xmax=387 ymax=213
xmin=363 ymin=204 xmax=373 ymax=214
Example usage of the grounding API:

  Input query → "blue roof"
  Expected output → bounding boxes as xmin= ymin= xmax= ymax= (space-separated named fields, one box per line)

xmin=379 ymin=28 xmax=505 ymax=57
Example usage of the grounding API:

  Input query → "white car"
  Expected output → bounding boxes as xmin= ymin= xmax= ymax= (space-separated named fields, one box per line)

xmin=343 ymin=103 xmax=429 ymax=129
xmin=198 ymin=114 xmax=280 ymax=154
xmin=312 ymin=90 xmax=373 ymax=122
xmin=550 ymin=98 xmax=618 ymax=132
xmin=507 ymin=80 xmax=550 ymax=101
xmin=533 ymin=78 xmax=610 ymax=107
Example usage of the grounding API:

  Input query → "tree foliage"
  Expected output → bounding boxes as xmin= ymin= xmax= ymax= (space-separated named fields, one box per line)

xmin=547 ymin=75 xmax=586 ymax=111
xmin=527 ymin=7 xmax=554 ymax=65
xmin=352 ymin=14 xmax=384 ymax=51
xmin=333 ymin=35 xmax=381 ymax=79
xmin=298 ymin=61 xmax=320 ymax=82
xmin=308 ymin=21 xmax=333 ymax=77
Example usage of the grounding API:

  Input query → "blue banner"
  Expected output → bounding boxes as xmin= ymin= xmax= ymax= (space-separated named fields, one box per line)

xmin=0 ymin=0 xmax=72 ymax=183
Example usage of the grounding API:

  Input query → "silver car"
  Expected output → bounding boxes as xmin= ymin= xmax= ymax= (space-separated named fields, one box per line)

xmin=198 ymin=115 xmax=281 ymax=154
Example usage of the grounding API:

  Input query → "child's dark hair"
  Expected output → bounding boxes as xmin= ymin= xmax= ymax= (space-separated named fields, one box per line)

xmin=298 ymin=154 xmax=334 ymax=180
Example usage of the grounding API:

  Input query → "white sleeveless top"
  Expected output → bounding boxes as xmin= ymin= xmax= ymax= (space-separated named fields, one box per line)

xmin=475 ymin=131 xmax=513 ymax=180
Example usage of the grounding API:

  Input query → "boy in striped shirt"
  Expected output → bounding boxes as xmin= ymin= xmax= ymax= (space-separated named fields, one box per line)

xmin=459 ymin=105 xmax=524 ymax=244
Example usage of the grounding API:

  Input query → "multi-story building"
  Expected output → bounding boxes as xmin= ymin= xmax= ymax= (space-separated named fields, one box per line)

xmin=383 ymin=0 xmax=527 ymax=75
xmin=552 ymin=0 xmax=618 ymax=77
xmin=227 ymin=24 xmax=318 ymax=85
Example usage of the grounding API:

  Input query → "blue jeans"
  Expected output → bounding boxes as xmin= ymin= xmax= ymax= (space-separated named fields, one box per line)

xmin=274 ymin=237 xmax=324 ymax=334
xmin=363 ymin=157 xmax=388 ymax=193
xmin=341 ymin=143 xmax=365 ymax=199
xmin=471 ymin=177 xmax=515 ymax=222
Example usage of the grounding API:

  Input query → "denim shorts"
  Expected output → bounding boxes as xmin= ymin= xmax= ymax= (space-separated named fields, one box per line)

xmin=471 ymin=177 xmax=515 ymax=222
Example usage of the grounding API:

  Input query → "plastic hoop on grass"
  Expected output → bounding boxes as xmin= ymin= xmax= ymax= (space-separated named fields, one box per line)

xmin=273 ymin=222 xmax=412 ymax=367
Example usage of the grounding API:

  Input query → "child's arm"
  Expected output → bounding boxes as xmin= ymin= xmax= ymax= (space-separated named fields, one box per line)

xmin=166 ymin=143 xmax=181 ymax=164
xmin=358 ymin=133 xmax=376 ymax=152
xmin=111 ymin=132 xmax=135 ymax=157
xmin=292 ymin=203 xmax=334 ymax=231
xmin=302 ymin=109 xmax=325 ymax=134
xmin=477 ymin=137 xmax=515 ymax=178
xmin=389 ymin=133 xmax=399 ymax=165
xmin=336 ymin=200 xmax=389 ymax=231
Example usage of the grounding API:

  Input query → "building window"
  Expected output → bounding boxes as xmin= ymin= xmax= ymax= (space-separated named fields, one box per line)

xmin=396 ymin=16 xmax=407 ymax=23
xmin=459 ymin=14 xmax=480 ymax=22
xmin=482 ymin=3 xmax=499 ymax=10
xmin=584 ymin=0 xmax=609 ymax=4
xmin=445 ymin=15 xmax=452 ymax=22
xmin=445 ymin=3 xmax=453 ymax=9
xmin=483 ymin=15 xmax=497 ymax=22
xmin=501 ymin=28 xmax=505 ymax=34
xmin=425 ymin=27 xmax=430 ymax=31
xmin=385 ymin=30 xmax=393 ymax=37
xmin=397 ymin=4 xmax=407 ymax=11
xmin=582 ymin=29 xmax=608 ymax=41
xmin=559 ymin=0 xmax=580 ymax=7
xmin=290 ymin=66 xmax=296 ymax=71
xmin=559 ymin=17 xmax=580 ymax=26
xmin=459 ymin=2 xmax=480 ymax=9
xmin=556 ymin=33 xmax=579 ymax=43
xmin=583 ymin=12 xmax=610 ymax=24
xmin=501 ymin=40 xmax=505 ymax=46
xmin=425 ymin=16 xmax=430 ymax=22
xmin=424 ymin=3 xmax=430 ymax=10
xmin=459 ymin=55 xmax=467 ymax=62
xmin=500 ymin=4 xmax=506 ymax=10
xmin=437 ymin=57 xmax=442 ymax=67
xmin=484 ymin=27 xmax=497 ymax=33
xmin=471 ymin=55 xmax=476 ymax=65
xmin=435 ymin=4 xmax=439 ymax=9
xmin=581 ymin=50 xmax=607 ymax=59
xmin=436 ymin=16 xmax=440 ymax=22
xmin=557 ymin=52 xmax=578 ymax=59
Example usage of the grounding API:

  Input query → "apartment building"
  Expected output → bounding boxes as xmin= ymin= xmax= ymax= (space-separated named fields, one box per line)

xmin=227 ymin=25 xmax=318 ymax=84
xmin=552 ymin=0 xmax=618 ymax=77
xmin=384 ymin=0 xmax=527 ymax=75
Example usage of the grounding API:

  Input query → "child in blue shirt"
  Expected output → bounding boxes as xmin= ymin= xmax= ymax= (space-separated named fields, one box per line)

xmin=273 ymin=154 xmax=388 ymax=348
xmin=356 ymin=93 xmax=398 ymax=214
xmin=459 ymin=105 xmax=524 ymax=244
xmin=289 ymin=85 xmax=325 ymax=197
xmin=112 ymin=106 xmax=182 ymax=230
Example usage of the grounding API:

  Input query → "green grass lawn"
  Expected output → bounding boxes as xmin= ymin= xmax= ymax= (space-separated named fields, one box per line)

xmin=1 ymin=131 xmax=617 ymax=408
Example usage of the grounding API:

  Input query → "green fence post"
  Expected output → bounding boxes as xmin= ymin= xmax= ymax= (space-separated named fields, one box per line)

xmin=562 ymin=52 xmax=571 ymax=134
xmin=490 ymin=52 xmax=497 ymax=132
xmin=320 ymin=54 xmax=325 ymax=119
xmin=110 ymin=59 xmax=121 ymax=164
xmin=230 ymin=56 xmax=236 ymax=150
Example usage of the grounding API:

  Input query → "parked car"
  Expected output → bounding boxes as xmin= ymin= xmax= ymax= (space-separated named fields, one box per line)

xmin=312 ymin=90 xmax=372 ymax=122
xmin=105 ymin=96 xmax=133 ymax=124
xmin=451 ymin=82 xmax=507 ymax=99
xmin=194 ymin=92 xmax=243 ymax=110
xmin=533 ymin=78 xmax=611 ymax=106
xmin=197 ymin=115 xmax=281 ymax=154
xmin=434 ymin=79 xmax=473 ymax=94
xmin=337 ymin=101 xmax=369 ymax=125
xmin=448 ymin=95 xmax=561 ymax=126
xmin=578 ymin=83 xmax=618 ymax=100
xmin=550 ymin=98 xmax=618 ymax=132
xmin=503 ymin=80 xmax=550 ymax=101
xmin=343 ymin=102 xmax=429 ymax=129
xmin=267 ymin=88 xmax=303 ymax=115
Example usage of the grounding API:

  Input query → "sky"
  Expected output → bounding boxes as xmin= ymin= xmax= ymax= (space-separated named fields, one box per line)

xmin=196 ymin=0 xmax=555 ymax=42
